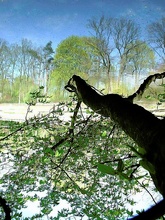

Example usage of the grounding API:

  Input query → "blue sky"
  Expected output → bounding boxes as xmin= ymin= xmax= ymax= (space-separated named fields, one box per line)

xmin=0 ymin=0 xmax=165 ymax=48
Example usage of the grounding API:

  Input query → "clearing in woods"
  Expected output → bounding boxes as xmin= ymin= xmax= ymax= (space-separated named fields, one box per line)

xmin=0 ymin=103 xmax=56 ymax=122
xmin=0 ymin=102 xmax=164 ymax=122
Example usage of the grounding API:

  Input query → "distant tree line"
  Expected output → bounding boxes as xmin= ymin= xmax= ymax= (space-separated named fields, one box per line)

xmin=0 ymin=16 xmax=165 ymax=103
xmin=0 ymin=39 xmax=54 ymax=103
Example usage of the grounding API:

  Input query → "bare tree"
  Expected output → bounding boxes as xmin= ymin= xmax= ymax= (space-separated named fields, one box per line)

xmin=112 ymin=17 xmax=140 ymax=75
xmin=0 ymin=40 xmax=11 ymax=99
xmin=148 ymin=17 xmax=165 ymax=61
xmin=87 ymin=16 xmax=142 ymax=90
xmin=87 ymin=16 xmax=114 ymax=92
xmin=125 ymin=40 xmax=155 ymax=83
xmin=16 ymin=39 xmax=33 ymax=103
xmin=9 ymin=44 xmax=20 ymax=96
xmin=42 ymin=41 xmax=54 ymax=93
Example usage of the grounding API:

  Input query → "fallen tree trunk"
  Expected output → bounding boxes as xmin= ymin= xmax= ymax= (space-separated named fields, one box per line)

xmin=65 ymin=73 xmax=165 ymax=219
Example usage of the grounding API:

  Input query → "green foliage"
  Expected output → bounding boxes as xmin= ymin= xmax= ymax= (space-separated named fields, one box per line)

xmin=124 ymin=40 xmax=155 ymax=74
xmin=143 ymin=80 xmax=165 ymax=104
xmin=0 ymin=39 xmax=54 ymax=103
xmin=0 ymin=79 xmax=12 ymax=103
xmin=12 ymin=76 xmax=39 ymax=103
xmin=25 ymin=86 xmax=51 ymax=105
xmin=54 ymin=36 xmax=91 ymax=76
xmin=0 ymin=29 xmax=159 ymax=103
xmin=98 ymin=164 xmax=116 ymax=175
xmin=139 ymin=159 xmax=156 ymax=174
xmin=158 ymin=84 xmax=165 ymax=103
xmin=0 ymin=97 xmax=155 ymax=219
xmin=49 ymin=36 xmax=94 ymax=101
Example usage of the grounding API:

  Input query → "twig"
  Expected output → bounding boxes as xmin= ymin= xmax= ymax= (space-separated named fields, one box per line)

xmin=0 ymin=126 xmax=23 ymax=141
xmin=136 ymin=179 xmax=157 ymax=205
xmin=51 ymin=100 xmax=81 ymax=150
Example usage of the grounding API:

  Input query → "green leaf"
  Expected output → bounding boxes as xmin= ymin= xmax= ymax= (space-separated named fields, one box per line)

xmin=117 ymin=159 xmax=124 ymax=172
xmin=39 ymin=179 xmax=46 ymax=185
xmin=137 ymin=147 xmax=146 ymax=155
xmin=118 ymin=172 xmax=131 ymax=180
xmin=139 ymin=159 xmax=155 ymax=174
xmin=127 ymin=144 xmax=145 ymax=157
xmin=98 ymin=164 xmax=116 ymax=175
xmin=101 ymin=130 xmax=107 ymax=137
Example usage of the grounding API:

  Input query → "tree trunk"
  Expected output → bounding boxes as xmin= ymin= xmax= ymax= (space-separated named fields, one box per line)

xmin=66 ymin=74 xmax=165 ymax=198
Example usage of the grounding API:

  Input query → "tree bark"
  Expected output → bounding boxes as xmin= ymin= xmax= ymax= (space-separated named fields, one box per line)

xmin=65 ymin=74 xmax=165 ymax=198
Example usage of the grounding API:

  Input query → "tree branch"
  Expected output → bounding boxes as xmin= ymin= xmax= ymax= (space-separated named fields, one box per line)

xmin=0 ymin=196 xmax=11 ymax=220
xmin=65 ymin=75 xmax=160 ymax=151
xmin=129 ymin=199 xmax=165 ymax=220
xmin=65 ymin=73 xmax=165 ymax=220
xmin=128 ymin=72 xmax=165 ymax=102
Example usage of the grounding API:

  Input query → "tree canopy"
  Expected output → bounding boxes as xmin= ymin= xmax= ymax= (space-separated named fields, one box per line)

xmin=0 ymin=16 xmax=164 ymax=103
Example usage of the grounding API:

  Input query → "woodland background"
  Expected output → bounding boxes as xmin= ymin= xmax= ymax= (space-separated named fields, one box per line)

xmin=0 ymin=16 xmax=165 ymax=103
xmin=0 ymin=16 xmax=165 ymax=220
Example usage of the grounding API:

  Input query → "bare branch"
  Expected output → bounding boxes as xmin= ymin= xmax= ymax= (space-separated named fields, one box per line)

xmin=128 ymin=72 xmax=165 ymax=102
